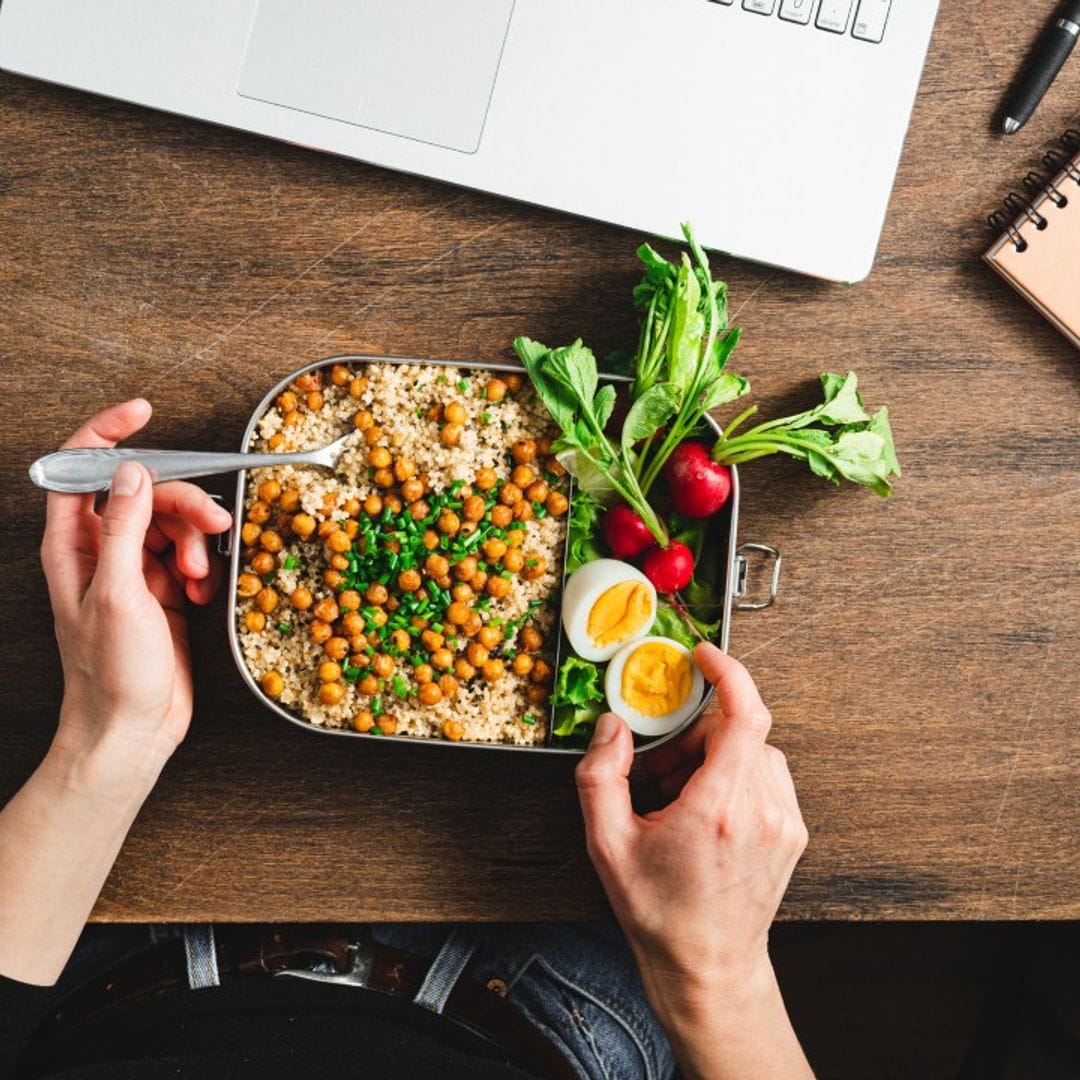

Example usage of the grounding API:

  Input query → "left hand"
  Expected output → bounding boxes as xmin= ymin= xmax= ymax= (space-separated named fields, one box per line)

xmin=40 ymin=399 xmax=233 ymax=777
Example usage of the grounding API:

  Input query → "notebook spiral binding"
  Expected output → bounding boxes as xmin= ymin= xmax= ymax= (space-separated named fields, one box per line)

xmin=987 ymin=128 xmax=1080 ymax=253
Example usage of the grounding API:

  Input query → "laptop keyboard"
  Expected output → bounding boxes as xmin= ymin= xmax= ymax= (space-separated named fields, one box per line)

xmin=708 ymin=0 xmax=891 ymax=43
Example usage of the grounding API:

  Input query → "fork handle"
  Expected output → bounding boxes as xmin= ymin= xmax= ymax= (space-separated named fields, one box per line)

xmin=28 ymin=448 xmax=316 ymax=494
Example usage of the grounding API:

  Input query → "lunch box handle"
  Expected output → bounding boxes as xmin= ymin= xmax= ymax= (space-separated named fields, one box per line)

xmin=733 ymin=543 xmax=781 ymax=611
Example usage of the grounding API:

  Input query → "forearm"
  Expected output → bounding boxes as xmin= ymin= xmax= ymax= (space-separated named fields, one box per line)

xmin=646 ymin=963 xmax=813 ymax=1080
xmin=0 ymin=732 xmax=164 ymax=986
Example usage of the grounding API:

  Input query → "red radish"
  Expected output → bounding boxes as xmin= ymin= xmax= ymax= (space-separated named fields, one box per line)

xmin=602 ymin=504 xmax=657 ymax=559
xmin=642 ymin=541 xmax=694 ymax=594
xmin=663 ymin=441 xmax=732 ymax=518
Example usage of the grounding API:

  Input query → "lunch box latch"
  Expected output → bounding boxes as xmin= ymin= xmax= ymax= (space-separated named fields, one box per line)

xmin=734 ymin=543 xmax=781 ymax=611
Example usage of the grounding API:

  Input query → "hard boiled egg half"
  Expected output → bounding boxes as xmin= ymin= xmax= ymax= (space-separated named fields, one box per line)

xmin=605 ymin=637 xmax=705 ymax=737
xmin=561 ymin=559 xmax=657 ymax=662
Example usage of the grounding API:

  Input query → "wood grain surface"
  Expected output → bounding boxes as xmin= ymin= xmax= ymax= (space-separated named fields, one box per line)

xmin=1 ymin=1 xmax=1077 ymax=922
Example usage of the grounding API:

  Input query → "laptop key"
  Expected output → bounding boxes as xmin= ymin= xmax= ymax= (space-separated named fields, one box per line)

xmin=778 ymin=0 xmax=814 ymax=24
xmin=815 ymin=0 xmax=853 ymax=33
xmin=707 ymin=0 xmax=735 ymax=6
xmin=852 ymin=0 xmax=890 ymax=42
xmin=743 ymin=0 xmax=777 ymax=13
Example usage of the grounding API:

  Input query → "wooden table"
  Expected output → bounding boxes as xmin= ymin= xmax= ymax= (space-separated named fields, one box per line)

xmin=1 ymin=1 xmax=1077 ymax=923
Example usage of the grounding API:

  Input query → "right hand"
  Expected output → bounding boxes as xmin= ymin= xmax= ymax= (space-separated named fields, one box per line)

xmin=575 ymin=644 xmax=809 ymax=1071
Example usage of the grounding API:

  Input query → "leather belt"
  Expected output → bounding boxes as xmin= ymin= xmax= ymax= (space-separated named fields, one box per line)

xmin=38 ymin=926 xmax=577 ymax=1080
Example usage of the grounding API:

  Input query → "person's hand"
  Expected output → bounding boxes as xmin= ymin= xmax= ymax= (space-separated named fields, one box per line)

xmin=40 ymin=399 xmax=233 ymax=782
xmin=575 ymin=643 xmax=811 ymax=1079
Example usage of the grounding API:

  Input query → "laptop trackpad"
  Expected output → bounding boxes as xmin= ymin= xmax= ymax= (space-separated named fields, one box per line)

xmin=237 ymin=0 xmax=514 ymax=153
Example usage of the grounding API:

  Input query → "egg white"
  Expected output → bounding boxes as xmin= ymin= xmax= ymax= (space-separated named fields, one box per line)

xmin=561 ymin=559 xmax=657 ymax=662
xmin=605 ymin=636 xmax=705 ymax=737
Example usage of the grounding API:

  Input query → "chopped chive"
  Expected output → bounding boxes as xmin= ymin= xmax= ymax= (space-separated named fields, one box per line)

xmin=525 ymin=559 xmax=539 ymax=568
xmin=436 ymin=375 xmax=448 ymax=384
xmin=481 ymin=411 xmax=492 ymax=426
xmin=457 ymin=378 xmax=469 ymax=393
xmin=431 ymin=622 xmax=444 ymax=634
xmin=372 ymin=696 xmax=383 ymax=717
xmin=521 ymin=715 xmax=536 ymax=725
xmin=283 ymin=554 xmax=300 ymax=570
xmin=392 ymin=676 xmax=408 ymax=698
xmin=369 ymin=726 xmax=383 ymax=736
xmin=277 ymin=621 xmax=293 ymax=635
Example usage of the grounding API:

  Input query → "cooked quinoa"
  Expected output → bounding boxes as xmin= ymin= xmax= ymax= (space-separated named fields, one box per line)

xmin=234 ymin=360 xmax=569 ymax=745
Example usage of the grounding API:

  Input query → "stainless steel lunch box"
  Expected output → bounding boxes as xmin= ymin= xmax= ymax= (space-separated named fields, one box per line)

xmin=226 ymin=355 xmax=780 ymax=754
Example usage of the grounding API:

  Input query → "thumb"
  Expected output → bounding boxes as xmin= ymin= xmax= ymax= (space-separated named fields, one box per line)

xmin=575 ymin=712 xmax=636 ymax=862
xmin=95 ymin=462 xmax=154 ymax=589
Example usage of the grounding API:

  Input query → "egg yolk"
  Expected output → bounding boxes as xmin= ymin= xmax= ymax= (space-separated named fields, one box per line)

xmin=587 ymin=581 xmax=653 ymax=648
xmin=621 ymin=642 xmax=693 ymax=718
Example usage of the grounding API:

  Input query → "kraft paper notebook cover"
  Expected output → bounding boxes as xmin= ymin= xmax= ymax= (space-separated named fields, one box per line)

xmin=984 ymin=129 xmax=1080 ymax=350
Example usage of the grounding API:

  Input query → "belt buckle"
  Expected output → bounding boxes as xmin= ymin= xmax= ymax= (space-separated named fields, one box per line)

xmin=272 ymin=938 xmax=375 ymax=989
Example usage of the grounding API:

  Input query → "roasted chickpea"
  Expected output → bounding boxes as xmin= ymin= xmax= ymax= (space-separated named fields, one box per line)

xmin=512 ymin=465 xmax=536 ymax=489
xmin=305 ymin=390 xmax=324 ymax=412
xmin=241 ymin=522 xmax=262 ymax=547
xmin=513 ymin=502 xmax=534 ymax=523
xmin=364 ymin=426 xmax=384 ymax=447
xmin=425 ymin=554 xmax=449 ymax=578
xmin=462 ymin=612 xmax=483 ymax=638
xmin=290 ymin=587 xmax=313 ymax=610
xmin=277 ymin=489 xmax=300 ymax=513
xmin=267 ymin=433 xmax=286 ymax=452
xmin=409 ymin=499 xmax=431 ymax=521
xmin=244 ymin=610 xmax=267 ymax=633
xmin=440 ymin=423 xmax=463 ymax=447
xmin=482 ymin=538 xmax=508 ymax=561
xmin=438 ymin=511 xmax=460 ymax=536
xmin=466 ymin=643 xmax=489 ymax=668
xmin=376 ymin=716 xmax=398 ymax=736
xmin=325 ymin=363 xmax=349 ymax=386
xmin=502 ymin=548 xmax=525 ymax=574
xmin=438 ymin=674 xmax=459 ymax=699
xmin=410 ymin=615 xmax=430 ymax=630
xmin=470 ymin=571 xmax=489 ymax=592
xmin=237 ymin=572 xmax=261 ymax=598
xmin=324 ymin=636 xmax=349 ymax=661
xmin=318 ymin=660 xmax=342 ymax=683
xmin=482 ymin=658 xmax=505 ymax=684
xmin=282 ymin=409 xmax=303 ymax=429
xmin=330 ymin=554 xmax=349 ymax=572
xmin=485 ymin=378 xmax=507 ymax=402
xmin=373 ymin=654 xmax=395 ymax=678
xmin=486 ymin=575 xmax=511 ymax=599
xmin=490 ymin=504 xmax=513 ymax=528
xmin=257 ymin=479 xmax=282 ymax=505
xmin=527 ymin=684 xmax=550 ymax=705
xmin=361 ymin=582 xmax=385 ymax=606
xmin=254 ymin=587 xmax=279 ymax=613
xmin=398 ymin=568 xmax=422 ymax=592
xmin=323 ymin=569 xmax=344 ymax=590
xmin=325 ymin=529 xmax=350 ymax=554
xmin=454 ymin=659 xmax=476 ymax=680
xmin=478 ymin=625 xmax=502 ymax=650
xmin=512 ymin=653 xmax=535 ymax=677
xmin=257 ymin=530 xmax=281 ymax=555
xmin=349 ymin=376 xmax=368 ymax=400
xmin=291 ymin=513 xmax=317 ymax=540
xmin=431 ymin=648 xmax=455 ymax=671
xmin=499 ymin=482 xmax=522 ymax=507
xmin=450 ymin=583 xmax=474 ymax=603
xmin=506 ymin=527 xmax=526 ymax=548
xmin=293 ymin=371 xmax=321 ymax=393
xmin=250 ymin=551 xmax=275 ymax=575
xmin=521 ymin=626 xmax=544 ymax=652
xmin=414 ymin=663 xmax=435 ymax=684
xmin=444 ymin=401 xmax=467 ymax=425
xmin=522 ymin=555 xmax=547 ymax=581
xmin=442 ymin=718 xmax=465 ymax=741
xmin=384 ymin=492 xmax=404 ymax=514
xmin=391 ymin=628 xmax=411 ymax=652
xmin=354 ymin=408 xmax=375 ymax=431
xmin=511 ymin=438 xmax=537 ymax=464
xmin=446 ymin=601 xmax=471 ymax=626
xmin=362 ymin=493 xmax=382 ymax=517
xmin=261 ymin=671 xmax=284 ymax=697
xmin=545 ymin=491 xmax=569 ymax=516
xmin=525 ymin=480 xmax=549 ymax=504
xmin=373 ymin=468 xmax=395 ymax=489
xmin=450 ymin=557 xmax=474 ymax=582
xmin=418 ymin=682 xmax=443 ymax=706
xmin=401 ymin=478 xmax=424 ymax=502
xmin=475 ymin=467 xmax=498 ymax=491
xmin=341 ymin=612 xmax=365 ymax=639
xmin=352 ymin=711 xmax=375 ymax=733
xmin=505 ymin=373 xmax=523 ymax=392
xmin=311 ymin=597 xmax=338 ymax=623
xmin=459 ymin=494 xmax=484 ymax=523
xmin=247 ymin=500 xmax=272 ymax=525
xmin=530 ymin=659 xmax=553 ymax=685
xmin=358 ymin=673 xmax=380 ymax=696
xmin=277 ymin=390 xmax=299 ymax=414
xmin=309 ymin=619 xmax=333 ymax=644
xmin=335 ymin=590 xmax=359 ymax=613
xmin=422 ymin=529 xmax=440 ymax=551
xmin=342 ymin=497 xmax=361 ymax=518
xmin=368 ymin=446 xmax=392 ymax=469
xmin=421 ymin=629 xmax=445 ymax=652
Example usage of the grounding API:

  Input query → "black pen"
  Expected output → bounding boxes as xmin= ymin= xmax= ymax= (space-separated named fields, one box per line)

xmin=1002 ymin=0 xmax=1080 ymax=134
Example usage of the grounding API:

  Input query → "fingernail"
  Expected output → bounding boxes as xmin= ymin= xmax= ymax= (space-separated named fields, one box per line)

xmin=191 ymin=545 xmax=208 ymax=574
xmin=111 ymin=461 xmax=142 ymax=497
xmin=591 ymin=712 xmax=620 ymax=747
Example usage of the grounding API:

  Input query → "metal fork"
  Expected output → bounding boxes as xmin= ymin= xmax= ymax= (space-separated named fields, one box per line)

xmin=28 ymin=432 xmax=355 ymax=494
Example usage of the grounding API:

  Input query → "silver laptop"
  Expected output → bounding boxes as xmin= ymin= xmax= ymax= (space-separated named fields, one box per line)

xmin=0 ymin=0 xmax=940 ymax=282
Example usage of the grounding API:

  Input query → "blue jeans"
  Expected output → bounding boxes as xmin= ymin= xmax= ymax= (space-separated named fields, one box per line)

xmin=59 ymin=923 xmax=676 ymax=1080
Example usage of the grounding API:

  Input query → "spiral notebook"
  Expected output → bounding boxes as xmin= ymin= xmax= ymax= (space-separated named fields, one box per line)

xmin=984 ymin=129 xmax=1080 ymax=350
